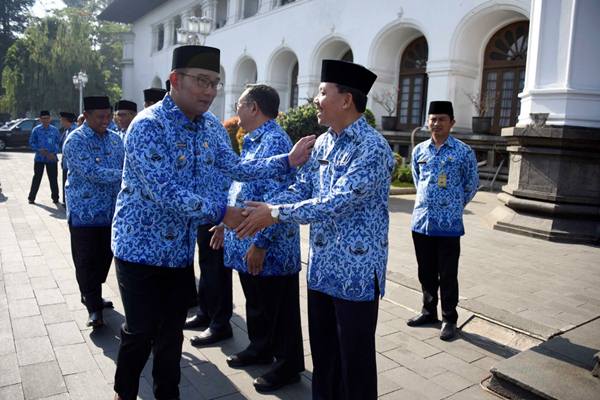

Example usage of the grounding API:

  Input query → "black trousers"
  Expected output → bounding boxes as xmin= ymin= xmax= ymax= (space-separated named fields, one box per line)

xmin=239 ymin=272 xmax=304 ymax=376
xmin=412 ymin=231 xmax=461 ymax=324
xmin=69 ymin=225 xmax=112 ymax=313
xmin=28 ymin=161 xmax=59 ymax=202
xmin=194 ymin=224 xmax=232 ymax=331
xmin=114 ymin=258 xmax=196 ymax=400
xmin=308 ymin=289 xmax=379 ymax=400
xmin=61 ymin=165 xmax=67 ymax=204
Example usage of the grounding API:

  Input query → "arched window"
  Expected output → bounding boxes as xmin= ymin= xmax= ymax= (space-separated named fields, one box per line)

xmin=172 ymin=16 xmax=181 ymax=45
xmin=216 ymin=0 xmax=228 ymax=29
xmin=341 ymin=49 xmax=353 ymax=62
xmin=243 ymin=0 xmax=259 ymax=18
xmin=290 ymin=62 xmax=299 ymax=108
xmin=397 ymin=36 xmax=428 ymax=130
xmin=482 ymin=21 xmax=529 ymax=134
xmin=156 ymin=24 xmax=165 ymax=51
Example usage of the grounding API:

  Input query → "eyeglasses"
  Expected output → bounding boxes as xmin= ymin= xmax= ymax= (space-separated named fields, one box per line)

xmin=178 ymin=72 xmax=223 ymax=90
xmin=234 ymin=100 xmax=254 ymax=110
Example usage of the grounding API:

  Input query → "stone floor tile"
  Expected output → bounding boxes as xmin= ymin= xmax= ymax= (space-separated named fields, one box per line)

xmin=46 ymin=321 xmax=84 ymax=347
xmin=64 ymin=370 xmax=113 ymax=400
xmin=5 ymin=285 xmax=34 ymax=302
xmin=0 ymin=352 xmax=21 ymax=387
xmin=8 ymin=298 xmax=39 ymax=319
xmin=20 ymin=361 xmax=67 ymax=399
xmin=0 ymin=384 xmax=24 ymax=400
xmin=39 ymin=303 xmax=73 ymax=325
xmin=54 ymin=343 xmax=97 ymax=375
xmin=11 ymin=315 xmax=47 ymax=340
xmin=34 ymin=288 xmax=65 ymax=306
xmin=181 ymin=363 xmax=239 ymax=399
xmin=15 ymin=336 xmax=55 ymax=366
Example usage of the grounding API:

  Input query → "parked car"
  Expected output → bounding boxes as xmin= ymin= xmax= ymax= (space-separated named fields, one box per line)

xmin=0 ymin=118 xmax=61 ymax=151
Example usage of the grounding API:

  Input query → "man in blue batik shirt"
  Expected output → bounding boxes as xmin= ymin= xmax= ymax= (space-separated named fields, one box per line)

xmin=63 ymin=96 xmax=124 ymax=329
xmin=114 ymin=100 xmax=137 ymax=139
xmin=28 ymin=110 xmax=61 ymax=204
xmin=222 ymin=84 xmax=304 ymax=393
xmin=406 ymin=101 xmax=478 ymax=341
xmin=110 ymin=45 xmax=315 ymax=400
xmin=58 ymin=111 xmax=78 ymax=206
xmin=237 ymin=60 xmax=396 ymax=400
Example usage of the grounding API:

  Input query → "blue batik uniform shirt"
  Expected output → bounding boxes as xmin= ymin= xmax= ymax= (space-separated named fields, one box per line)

xmin=60 ymin=122 xmax=78 ymax=169
xmin=111 ymin=95 xmax=292 ymax=269
xmin=411 ymin=135 xmax=478 ymax=237
xmin=224 ymin=119 xmax=301 ymax=276
xmin=29 ymin=124 xmax=61 ymax=163
xmin=63 ymin=123 xmax=125 ymax=227
xmin=272 ymin=116 xmax=395 ymax=301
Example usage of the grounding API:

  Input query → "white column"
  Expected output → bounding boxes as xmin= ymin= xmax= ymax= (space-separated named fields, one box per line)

xmin=227 ymin=0 xmax=241 ymax=25
xmin=426 ymin=59 xmax=479 ymax=131
xmin=296 ymin=75 xmax=319 ymax=105
xmin=517 ymin=0 xmax=600 ymax=128
xmin=224 ymin=84 xmax=243 ymax=119
xmin=121 ymin=32 xmax=136 ymax=101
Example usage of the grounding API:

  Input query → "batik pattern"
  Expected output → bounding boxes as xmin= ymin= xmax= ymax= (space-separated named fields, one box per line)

xmin=410 ymin=135 xmax=478 ymax=237
xmin=224 ymin=119 xmax=300 ymax=276
xmin=272 ymin=116 xmax=395 ymax=301
xmin=29 ymin=124 xmax=61 ymax=163
xmin=63 ymin=123 xmax=124 ymax=227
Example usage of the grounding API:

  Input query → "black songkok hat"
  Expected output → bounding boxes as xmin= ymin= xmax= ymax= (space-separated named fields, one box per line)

xmin=83 ymin=96 xmax=111 ymax=111
xmin=143 ymin=88 xmax=167 ymax=103
xmin=115 ymin=100 xmax=138 ymax=112
xmin=172 ymin=45 xmax=220 ymax=73
xmin=59 ymin=112 xmax=77 ymax=121
xmin=428 ymin=101 xmax=454 ymax=119
xmin=165 ymin=79 xmax=171 ymax=92
xmin=39 ymin=110 xmax=50 ymax=117
xmin=320 ymin=60 xmax=377 ymax=95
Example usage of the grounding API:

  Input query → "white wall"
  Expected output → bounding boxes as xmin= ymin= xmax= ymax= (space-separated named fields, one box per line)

xmin=123 ymin=0 xmax=532 ymax=126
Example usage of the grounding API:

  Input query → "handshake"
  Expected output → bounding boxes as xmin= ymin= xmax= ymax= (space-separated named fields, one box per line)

xmin=221 ymin=202 xmax=277 ymax=239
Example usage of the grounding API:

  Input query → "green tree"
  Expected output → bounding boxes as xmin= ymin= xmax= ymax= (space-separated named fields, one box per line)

xmin=0 ymin=0 xmax=35 ymax=85
xmin=0 ymin=1 xmax=128 ymax=117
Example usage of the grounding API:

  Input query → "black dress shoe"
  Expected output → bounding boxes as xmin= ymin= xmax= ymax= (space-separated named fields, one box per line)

xmin=184 ymin=314 xmax=210 ymax=330
xmin=102 ymin=299 xmax=114 ymax=309
xmin=226 ymin=350 xmax=272 ymax=368
xmin=86 ymin=311 xmax=104 ymax=328
xmin=190 ymin=327 xmax=233 ymax=347
xmin=253 ymin=372 xmax=301 ymax=393
xmin=28 ymin=199 xmax=34 ymax=204
xmin=406 ymin=313 xmax=439 ymax=327
xmin=440 ymin=322 xmax=457 ymax=341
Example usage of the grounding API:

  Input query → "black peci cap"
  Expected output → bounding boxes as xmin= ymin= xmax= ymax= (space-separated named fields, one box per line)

xmin=83 ymin=96 xmax=111 ymax=111
xmin=115 ymin=100 xmax=138 ymax=112
xmin=39 ymin=110 xmax=50 ymax=117
xmin=59 ymin=112 xmax=77 ymax=121
xmin=172 ymin=45 xmax=220 ymax=73
xmin=320 ymin=60 xmax=377 ymax=95
xmin=143 ymin=88 xmax=167 ymax=103
xmin=428 ymin=101 xmax=454 ymax=119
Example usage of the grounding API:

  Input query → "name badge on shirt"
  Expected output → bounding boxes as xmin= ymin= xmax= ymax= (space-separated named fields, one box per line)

xmin=438 ymin=172 xmax=447 ymax=188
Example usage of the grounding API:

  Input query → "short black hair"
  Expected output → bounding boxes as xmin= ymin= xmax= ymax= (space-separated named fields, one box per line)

xmin=335 ymin=84 xmax=367 ymax=113
xmin=243 ymin=84 xmax=280 ymax=119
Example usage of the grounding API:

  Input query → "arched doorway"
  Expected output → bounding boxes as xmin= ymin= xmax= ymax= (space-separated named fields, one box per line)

xmin=290 ymin=62 xmax=298 ymax=108
xmin=397 ymin=36 xmax=428 ymax=130
xmin=481 ymin=21 xmax=529 ymax=133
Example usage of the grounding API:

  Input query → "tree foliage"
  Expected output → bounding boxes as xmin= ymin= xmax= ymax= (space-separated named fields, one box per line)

xmin=0 ymin=0 xmax=128 ymax=117
xmin=0 ymin=0 xmax=35 ymax=82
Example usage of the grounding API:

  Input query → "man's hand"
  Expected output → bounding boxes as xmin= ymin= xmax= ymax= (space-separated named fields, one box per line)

xmin=40 ymin=149 xmax=49 ymax=157
xmin=47 ymin=153 xmax=57 ymax=162
xmin=288 ymin=135 xmax=316 ymax=168
xmin=209 ymin=225 xmax=225 ymax=250
xmin=222 ymin=206 xmax=245 ymax=229
xmin=236 ymin=201 xmax=277 ymax=239
xmin=246 ymin=244 xmax=266 ymax=276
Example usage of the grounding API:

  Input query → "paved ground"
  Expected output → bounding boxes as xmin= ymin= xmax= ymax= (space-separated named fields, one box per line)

xmin=1 ymin=149 xmax=599 ymax=400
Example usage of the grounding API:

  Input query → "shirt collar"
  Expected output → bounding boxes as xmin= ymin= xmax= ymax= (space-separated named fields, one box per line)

xmin=327 ymin=115 xmax=367 ymax=142
xmin=427 ymin=134 xmax=455 ymax=150
xmin=247 ymin=119 xmax=277 ymax=142
xmin=162 ymin=94 xmax=202 ymax=129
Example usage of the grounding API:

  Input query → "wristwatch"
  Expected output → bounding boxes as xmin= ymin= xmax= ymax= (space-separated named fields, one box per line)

xmin=270 ymin=205 xmax=280 ymax=222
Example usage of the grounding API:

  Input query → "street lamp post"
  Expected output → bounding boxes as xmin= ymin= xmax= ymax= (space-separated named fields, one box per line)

xmin=177 ymin=15 xmax=212 ymax=45
xmin=72 ymin=71 xmax=88 ymax=115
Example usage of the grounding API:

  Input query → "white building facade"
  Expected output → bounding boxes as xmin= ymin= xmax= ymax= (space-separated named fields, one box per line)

xmin=102 ymin=0 xmax=539 ymax=133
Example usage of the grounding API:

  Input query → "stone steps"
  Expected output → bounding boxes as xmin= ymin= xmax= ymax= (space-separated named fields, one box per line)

xmin=486 ymin=319 xmax=600 ymax=400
